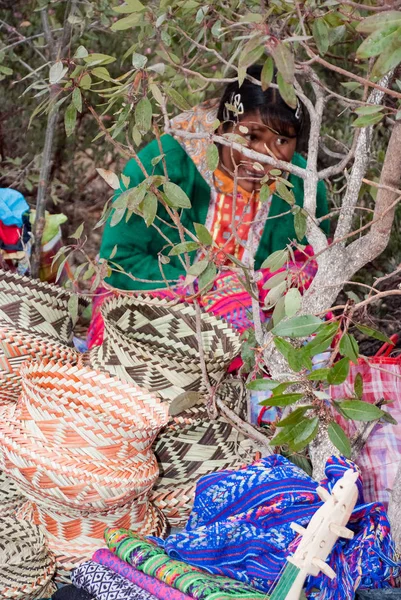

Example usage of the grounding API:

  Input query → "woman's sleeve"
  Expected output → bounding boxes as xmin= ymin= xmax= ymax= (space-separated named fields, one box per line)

xmin=316 ymin=179 xmax=330 ymax=235
xmin=99 ymin=144 xmax=184 ymax=291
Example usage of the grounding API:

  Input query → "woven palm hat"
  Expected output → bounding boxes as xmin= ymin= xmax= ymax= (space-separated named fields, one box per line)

xmin=0 ymin=470 xmax=26 ymax=518
xmin=0 ymin=516 xmax=56 ymax=599
xmin=0 ymin=322 xmax=77 ymax=405
xmin=0 ymin=269 xmax=88 ymax=345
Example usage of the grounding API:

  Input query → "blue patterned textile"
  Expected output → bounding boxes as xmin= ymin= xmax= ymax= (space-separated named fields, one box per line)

xmin=154 ymin=455 xmax=399 ymax=599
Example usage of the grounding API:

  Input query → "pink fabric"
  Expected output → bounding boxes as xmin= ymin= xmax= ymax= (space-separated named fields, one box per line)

xmin=330 ymin=355 xmax=401 ymax=507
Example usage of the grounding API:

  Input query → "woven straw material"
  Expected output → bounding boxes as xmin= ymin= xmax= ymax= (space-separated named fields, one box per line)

xmin=0 ymin=322 xmax=77 ymax=404
xmin=0 ymin=470 xmax=26 ymax=518
xmin=0 ymin=517 xmax=56 ymax=599
xmin=151 ymin=381 xmax=250 ymax=526
xmin=89 ymin=296 xmax=241 ymax=401
xmin=0 ymin=362 xmax=169 ymax=513
xmin=0 ymin=269 xmax=88 ymax=344
xmin=101 ymin=295 xmax=241 ymax=363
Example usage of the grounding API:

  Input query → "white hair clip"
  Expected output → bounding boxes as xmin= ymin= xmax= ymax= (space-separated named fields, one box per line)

xmin=295 ymin=99 xmax=302 ymax=121
xmin=223 ymin=92 xmax=244 ymax=122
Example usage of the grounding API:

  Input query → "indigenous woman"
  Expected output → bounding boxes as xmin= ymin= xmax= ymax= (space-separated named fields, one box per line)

xmin=88 ymin=65 xmax=329 ymax=347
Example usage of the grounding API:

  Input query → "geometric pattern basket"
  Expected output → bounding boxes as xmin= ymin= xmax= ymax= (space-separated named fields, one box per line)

xmin=0 ymin=268 xmax=88 ymax=345
xmin=0 ymin=516 xmax=56 ymax=599
xmin=88 ymin=295 xmax=241 ymax=402
xmin=0 ymin=321 xmax=77 ymax=405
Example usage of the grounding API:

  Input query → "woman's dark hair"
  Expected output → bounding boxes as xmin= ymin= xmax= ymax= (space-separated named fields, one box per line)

xmin=217 ymin=64 xmax=308 ymax=148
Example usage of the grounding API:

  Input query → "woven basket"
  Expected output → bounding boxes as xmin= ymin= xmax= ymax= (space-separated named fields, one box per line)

xmin=0 ymin=516 xmax=56 ymax=599
xmin=101 ymin=294 xmax=241 ymax=363
xmin=0 ymin=361 xmax=169 ymax=513
xmin=88 ymin=295 xmax=241 ymax=402
xmin=151 ymin=381 xmax=251 ymax=526
xmin=0 ymin=269 xmax=88 ymax=344
xmin=0 ymin=470 xmax=26 ymax=518
xmin=0 ymin=322 xmax=77 ymax=404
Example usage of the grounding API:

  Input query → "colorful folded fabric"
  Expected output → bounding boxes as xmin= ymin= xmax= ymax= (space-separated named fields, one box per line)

xmin=93 ymin=548 xmax=190 ymax=600
xmin=104 ymin=530 xmax=266 ymax=600
xmin=157 ymin=455 xmax=400 ymax=599
xmin=71 ymin=560 xmax=158 ymax=599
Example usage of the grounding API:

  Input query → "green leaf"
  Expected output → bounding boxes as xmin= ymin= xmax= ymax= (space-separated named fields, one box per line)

xmin=68 ymin=294 xmax=79 ymax=323
xmin=83 ymin=53 xmax=116 ymax=66
xmin=313 ymin=18 xmax=330 ymax=56
xmin=96 ymin=168 xmax=120 ymax=190
xmin=291 ymin=417 xmax=319 ymax=451
xmin=64 ymin=102 xmax=77 ymax=137
xmin=272 ymin=315 xmax=323 ymax=338
xmin=0 ymin=66 xmax=13 ymax=75
xmin=169 ymin=241 xmax=199 ymax=256
xmin=371 ymin=39 xmax=401 ymax=80
xmin=340 ymin=333 xmax=359 ymax=363
xmin=270 ymin=426 xmax=295 ymax=446
xmin=92 ymin=67 xmax=112 ymax=81
xmin=356 ymin=25 xmax=400 ymax=59
xmin=352 ymin=112 xmax=384 ymax=128
xmin=79 ymin=73 xmax=92 ymax=90
xmin=261 ymin=248 xmax=289 ymax=271
xmin=355 ymin=324 xmax=393 ymax=344
xmin=113 ymin=0 xmax=145 ymax=13
xmin=163 ymin=182 xmax=192 ymax=209
xmin=188 ymin=259 xmax=208 ymax=277
xmin=132 ymin=52 xmax=148 ymax=69
xmin=381 ymin=411 xmax=398 ymax=425
xmin=264 ymin=281 xmax=287 ymax=309
xmin=110 ymin=244 xmax=118 ymax=259
xmin=354 ymin=373 xmax=363 ymax=399
xmin=277 ymin=73 xmax=297 ymax=109
xmin=327 ymin=357 xmax=350 ymax=385
xmin=49 ymin=60 xmax=68 ymax=84
xmin=356 ymin=11 xmax=401 ymax=34
xmin=307 ymin=368 xmax=330 ymax=381
xmin=259 ymin=393 xmax=304 ymax=407
xmin=74 ymin=45 xmax=88 ymax=59
xmin=276 ymin=406 xmax=313 ymax=427
xmin=206 ymin=144 xmax=219 ymax=171
xmin=354 ymin=105 xmax=384 ymax=116
xmin=72 ymin=88 xmax=82 ymax=113
xmin=303 ymin=322 xmax=338 ymax=357
xmin=69 ymin=222 xmax=84 ymax=240
xmin=239 ymin=37 xmax=265 ymax=69
xmin=263 ymin=270 xmax=287 ymax=290
xmin=240 ymin=12 xmax=264 ymax=24
xmin=261 ymin=56 xmax=274 ymax=91
xmin=337 ymin=400 xmax=385 ymax=422
xmin=273 ymin=336 xmax=295 ymax=360
xmin=142 ymin=192 xmax=157 ymax=227
xmin=198 ymin=262 xmax=217 ymax=293
xmin=247 ymin=379 xmax=280 ymax=391
xmin=111 ymin=12 xmax=143 ymax=30
xmin=285 ymin=288 xmax=301 ymax=317
xmin=294 ymin=209 xmax=307 ymax=241
xmin=276 ymin=181 xmax=295 ymax=205
xmin=135 ymin=97 xmax=152 ymax=134
xmin=194 ymin=222 xmax=213 ymax=246
xmin=328 ymin=422 xmax=351 ymax=458
xmin=166 ymin=88 xmax=191 ymax=111
xmin=260 ymin=184 xmax=271 ymax=203
xmin=271 ymin=41 xmax=294 ymax=83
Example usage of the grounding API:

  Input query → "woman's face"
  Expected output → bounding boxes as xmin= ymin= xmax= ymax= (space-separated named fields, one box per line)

xmin=219 ymin=111 xmax=297 ymax=194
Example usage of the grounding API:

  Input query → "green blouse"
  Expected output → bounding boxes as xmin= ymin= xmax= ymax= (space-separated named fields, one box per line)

xmin=100 ymin=134 xmax=328 ymax=290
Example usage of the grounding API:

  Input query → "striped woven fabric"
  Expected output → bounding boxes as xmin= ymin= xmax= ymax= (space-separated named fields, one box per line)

xmin=0 ymin=517 xmax=56 ymax=599
xmin=0 ymin=269 xmax=88 ymax=345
